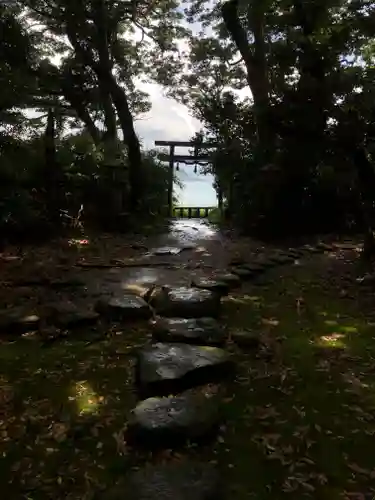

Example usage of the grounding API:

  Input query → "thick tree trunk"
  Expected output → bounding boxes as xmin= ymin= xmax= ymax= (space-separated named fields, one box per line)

xmin=65 ymin=5 xmax=143 ymax=211
xmin=221 ymin=0 xmax=271 ymax=161
xmin=351 ymin=147 xmax=375 ymax=258
xmin=292 ymin=0 xmax=329 ymax=154
xmin=100 ymin=73 xmax=143 ymax=210
xmin=94 ymin=0 xmax=143 ymax=211
xmin=44 ymin=108 xmax=62 ymax=225
xmin=62 ymin=73 xmax=102 ymax=145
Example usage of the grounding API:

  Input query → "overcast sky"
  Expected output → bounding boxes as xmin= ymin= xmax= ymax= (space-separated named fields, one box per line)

xmin=135 ymin=82 xmax=218 ymax=207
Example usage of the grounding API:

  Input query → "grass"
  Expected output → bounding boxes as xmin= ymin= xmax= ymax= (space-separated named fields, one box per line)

xmin=218 ymin=255 xmax=375 ymax=499
xmin=1 ymin=247 xmax=375 ymax=498
xmin=0 ymin=331 xmax=146 ymax=499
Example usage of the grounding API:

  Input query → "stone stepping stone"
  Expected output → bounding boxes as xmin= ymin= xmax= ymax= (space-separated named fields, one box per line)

xmin=152 ymin=247 xmax=182 ymax=256
xmin=136 ymin=343 xmax=233 ymax=397
xmin=152 ymin=317 xmax=227 ymax=346
xmin=104 ymin=461 xmax=222 ymax=500
xmin=232 ymin=330 xmax=261 ymax=349
xmin=316 ymin=243 xmax=333 ymax=251
xmin=301 ymin=245 xmax=321 ymax=253
xmin=191 ymin=278 xmax=230 ymax=296
xmin=148 ymin=286 xmax=221 ymax=318
xmin=46 ymin=302 xmax=99 ymax=328
xmin=286 ymin=249 xmax=304 ymax=259
xmin=231 ymin=267 xmax=257 ymax=280
xmin=212 ymin=272 xmax=241 ymax=288
xmin=244 ymin=262 xmax=272 ymax=272
xmin=264 ymin=255 xmax=289 ymax=265
xmin=127 ymin=387 xmax=222 ymax=448
xmin=229 ymin=257 xmax=246 ymax=266
xmin=95 ymin=294 xmax=153 ymax=321
xmin=0 ymin=307 xmax=41 ymax=334
xmin=273 ymin=254 xmax=294 ymax=264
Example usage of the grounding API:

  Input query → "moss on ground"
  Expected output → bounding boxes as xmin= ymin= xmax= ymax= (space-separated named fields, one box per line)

xmin=1 ymin=248 xmax=375 ymax=499
xmin=218 ymin=255 xmax=375 ymax=499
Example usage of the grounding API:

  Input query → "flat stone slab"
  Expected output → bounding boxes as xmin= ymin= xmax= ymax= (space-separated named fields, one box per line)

xmin=243 ymin=262 xmax=269 ymax=272
xmin=302 ymin=245 xmax=321 ymax=253
xmin=136 ymin=343 xmax=233 ymax=397
xmin=229 ymin=257 xmax=247 ymax=266
xmin=191 ymin=278 xmax=229 ymax=295
xmin=152 ymin=317 xmax=227 ymax=346
xmin=127 ymin=388 xmax=222 ymax=447
xmin=0 ymin=307 xmax=41 ymax=334
xmin=231 ymin=266 xmax=262 ymax=280
xmin=46 ymin=302 xmax=99 ymax=328
xmin=212 ymin=272 xmax=241 ymax=288
xmin=267 ymin=254 xmax=292 ymax=265
xmin=232 ymin=330 xmax=261 ymax=349
xmin=287 ymin=249 xmax=305 ymax=258
xmin=152 ymin=247 xmax=182 ymax=256
xmin=104 ymin=462 xmax=222 ymax=500
xmin=316 ymin=243 xmax=333 ymax=251
xmin=95 ymin=294 xmax=153 ymax=321
xmin=231 ymin=267 xmax=253 ymax=279
xmin=149 ymin=286 xmax=221 ymax=318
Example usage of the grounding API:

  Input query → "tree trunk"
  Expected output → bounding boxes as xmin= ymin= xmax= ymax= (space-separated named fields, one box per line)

xmin=44 ymin=108 xmax=62 ymax=225
xmin=65 ymin=4 xmax=143 ymax=212
xmin=100 ymin=73 xmax=143 ymax=210
xmin=221 ymin=0 xmax=271 ymax=162
xmin=351 ymin=147 xmax=375 ymax=259
xmin=94 ymin=0 xmax=143 ymax=211
xmin=61 ymin=71 xmax=102 ymax=145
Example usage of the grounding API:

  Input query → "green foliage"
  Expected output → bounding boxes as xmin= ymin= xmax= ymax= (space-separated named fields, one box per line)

xmin=172 ymin=0 xmax=375 ymax=238
xmin=0 ymin=132 xmax=179 ymax=239
xmin=2 ymin=0 xmax=375 ymax=241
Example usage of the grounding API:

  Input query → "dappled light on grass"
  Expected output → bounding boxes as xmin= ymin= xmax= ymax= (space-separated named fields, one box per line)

xmin=0 ymin=376 xmax=13 ymax=407
xmin=70 ymin=380 xmax=104 ymax=416
xmin=314 ymin=332 xmax=347 ymax=349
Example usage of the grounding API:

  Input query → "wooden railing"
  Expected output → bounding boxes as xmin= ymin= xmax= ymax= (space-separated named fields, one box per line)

xmin=173 ymin=207 xmax=216 ymax=218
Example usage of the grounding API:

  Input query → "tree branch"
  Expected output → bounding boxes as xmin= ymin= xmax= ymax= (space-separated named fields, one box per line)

xmin=228 ymin=56 xmax=243 ymax=66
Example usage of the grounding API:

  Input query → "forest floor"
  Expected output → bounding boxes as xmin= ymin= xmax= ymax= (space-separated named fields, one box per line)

xmin=1 ymin=221 xmax=375 ymax=499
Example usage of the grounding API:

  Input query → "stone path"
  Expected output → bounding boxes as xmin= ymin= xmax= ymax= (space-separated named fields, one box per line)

xmin=100 ymin=224 xmax=335 ymax=499
xmin=0 ymin=220 xmax=337 ymax=498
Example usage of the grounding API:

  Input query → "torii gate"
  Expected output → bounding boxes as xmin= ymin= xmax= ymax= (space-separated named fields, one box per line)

xmin=154 ymin=140 xmax=221 ymax=217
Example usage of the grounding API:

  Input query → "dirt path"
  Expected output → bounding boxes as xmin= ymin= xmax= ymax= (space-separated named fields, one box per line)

xmin=1 ymin=222 xmax=374 ymax=500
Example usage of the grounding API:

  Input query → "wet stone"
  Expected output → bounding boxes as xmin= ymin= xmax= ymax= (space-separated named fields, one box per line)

xmin=232 ymin=330 xmax=261 ymax=349
xmin=316 ymin=242 xmax=333 ymax=251
xmin=152 ymin=317 xmax=227 ymax=346
xmin=136 ymin=342 xmax=233 ymax=397
xmin=46 ymin=302 xmax=99 ymax=328
xmin=152 ymin=247 xmax=182 ymax=256
xmin=302 ymin=245 xmax=321 ymax=253
xmin=191 ymin=278 xmax=230 ymax=296
xmin=231 ymin=267 xmax=252 ymax=279
xmin=127 ymin=387 xmax=222 ymax=448
xmin=149 ymin=286 xmax=221 ymax=318
xmin=229 ymin=257 xmax=246 ymax=266
xmin=212 ymin=273 xmax=241 ymax=288
xmin=95 ymin=294 xmax=153 ymax=321
xmin=267 ymin=254 xmax=292 ymax=265
xmin=104 ymin=462 xmax=222 ymax=500
xmin=231 ymin=267 xmax=259 ymax=280
xmin=0 ymin=307 xmax=40 ymax=334
xmin=244 ymin=262 xmax=269 ymax=272
xmin=287 ymin=249 xmax=305 ymax=258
